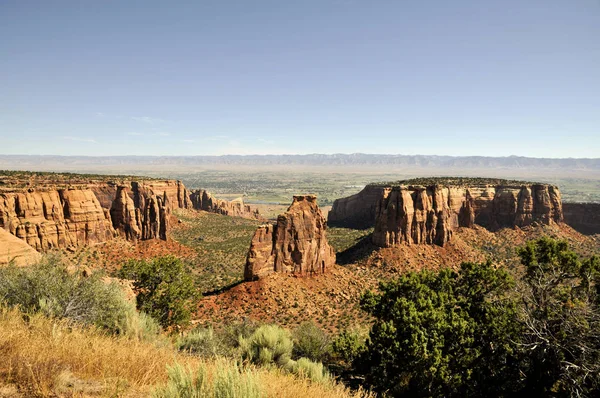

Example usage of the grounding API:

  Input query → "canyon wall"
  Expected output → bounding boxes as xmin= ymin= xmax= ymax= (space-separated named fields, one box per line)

xmin=372 ymin=183 xmax=563 ymax=247
xmin=244 ymin=195 xmax=335 ymax=281
xmin=0 ymin=188 xmax=116 ymax=251
xmin=563 ymin=203 xmax=600 ymax=235
xmin=190 ymin=189 xmax=259 ymax=219
xmin=1 ymin=176 xmax=260 ymax=254
xmin=328 ymin=185 xmax=386 ymax=229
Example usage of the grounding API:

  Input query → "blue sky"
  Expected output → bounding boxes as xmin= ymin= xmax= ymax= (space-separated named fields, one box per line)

xmin=1 ymin=0 xmax=599 ymax=157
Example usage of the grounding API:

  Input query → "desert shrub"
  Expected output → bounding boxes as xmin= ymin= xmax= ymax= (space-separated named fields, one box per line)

xmin=290 ymin=357 xmax=331 ymax=384
xmin=292 ymin=321 xmax=331 ymax=362
xmin=178 ymin=320 xmax=261 ymax=359
xmin=152 ymin=362 xmax=209 ymax=398
xmin=213 ymin=361 xmax=262 ymax=398
xmin=239 ymin=324 xmax=333 ymax=385
xmin=219 ymin=318 xmax=259 ymax=349
xmin=177 ymin=327 xmax=223 ymax=358
xmin=118 ymin=255 xmax=199 ymax=329
xmin=0 ymin=254 xmax=152 ymax=336
xmin=152 ymin=361 xmax=262 ymax=398
xmin=240 ymin=325 xmax=293 ymax=367
xmin=331 ymin=328 xmax=367 ymax=366
xmin=122 ymin=309 xmax=162 ymax=342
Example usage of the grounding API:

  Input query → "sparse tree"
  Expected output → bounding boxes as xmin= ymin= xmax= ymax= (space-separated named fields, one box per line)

xmin=517 ymin=237 xmax=600 ymax=396
xmin=118 ymin=256 xmax=199 ymax=329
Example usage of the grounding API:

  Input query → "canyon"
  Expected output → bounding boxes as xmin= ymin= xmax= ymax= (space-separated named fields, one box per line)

xmin=244 ymin=195 xmax=335 ymax=281
xmin=0 ymin=174 xmax=259 ymax=257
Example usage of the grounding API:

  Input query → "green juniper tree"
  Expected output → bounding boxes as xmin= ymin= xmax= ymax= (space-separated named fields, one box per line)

xmin=358 ymin=261 xmax=522 ymax=397
xmin=118 ymin=256 xmax=199 ymax=329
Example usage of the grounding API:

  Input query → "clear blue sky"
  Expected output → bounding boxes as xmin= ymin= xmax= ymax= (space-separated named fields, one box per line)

xmin=1 ymin=0 xmax=599 ymax=157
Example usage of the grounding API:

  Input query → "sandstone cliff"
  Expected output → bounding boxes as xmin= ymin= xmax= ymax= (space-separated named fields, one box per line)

xmin=110 ymin=185 xmax=141 ymax=241
xmin=328 ymin=185 xmax=386 ymax=229
xmin=0 ymin=228 xmax=42 ymax=266
xmin=0 ymin=188 xmax=116 ymax=251
xmin=244 ymin=195 xmax=335 ymax=281
xmin=563 ymin=203 xmax=600 ymax=235
xmin=372 ymin=181 xmax=563 ymax=247
xmin=1 ymin=173 xmax=263 ymax=254
xmin=190 ymin=189 xmax=259 ymax=219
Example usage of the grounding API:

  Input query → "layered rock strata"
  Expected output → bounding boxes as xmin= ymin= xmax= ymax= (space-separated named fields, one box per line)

xmin=109 ymin=185 xmax=141 ymax=241
xmin=190 ymin=190 xmax=259 ymax=219
xmin=0 ymin=188 xmax=116 ymax=251
xmin=1 ymin=176 xmax=262 ymax=253
xmin=372 ymin=183 xmax=563 ymax=247
xmin=563 ymin=203 xmax=600 ymax=235
xmin=244 ymin=195 xmax=335 ymax=281
xmin=328 ymin=185 xmax=386 ymax=229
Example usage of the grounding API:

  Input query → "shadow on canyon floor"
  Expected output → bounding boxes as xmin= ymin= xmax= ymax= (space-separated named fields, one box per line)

xmin=336 ymin=234 xmax=378 ymax=266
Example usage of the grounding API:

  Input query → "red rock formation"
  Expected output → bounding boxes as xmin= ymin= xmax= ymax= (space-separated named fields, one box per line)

xmin=110 ymin=185 xmax=141 ymax=241
xmin=563 ymin=203 xmax=600 ymax=235
xmin=190 ymin=189 xmax=259 ymax=219
xmin=244 ymin=195 xmax=335 ymax=281
xmin=136 ymin=180 xmax=191 ymax=210
xmin=0 ymin=228 xmax=42 ymax=266
xmin=1 ymin=175 xmax=260 ymax=253
xmin=131 ymin=182 xmax=171 ymax=241
xmin=245 ymin=224 xmax=276 ymax=280
xmin=372 ymin=183 xmax=564 ymax=247
xmin=328 ymin=185 xmax=386 ymax=229
xmin=0 ymin=188 xmax=116 ymax=251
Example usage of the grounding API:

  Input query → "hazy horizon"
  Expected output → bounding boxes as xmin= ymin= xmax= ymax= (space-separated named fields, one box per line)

xmin=1 ymin=153 xmax=600 ymax=160
xmin=2 ymin=1 xmax=599 ymax=157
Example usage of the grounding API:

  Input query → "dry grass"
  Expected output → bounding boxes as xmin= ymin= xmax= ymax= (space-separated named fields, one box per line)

xmin=257 ymin=368 xmax=373 ymax=398
xmin=0 ymin=307 xmax=177 ymax=396
xmin=0 ymin=307 xmax=370 ymax=397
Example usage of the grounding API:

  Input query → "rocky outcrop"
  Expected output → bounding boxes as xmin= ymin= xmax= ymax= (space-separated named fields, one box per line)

xmin=0 ymin=188 xmax=116 ymax=251
xmin=328 ymin=185 xmax=386 ymax=229
xmin=372 ymin=183 xmax=564 ymax=247
xmin=0 ymin=228 xmax=42 ymax=266
xmin=190 ymin=189 xmax=259 ymax=219
xmin=135 ymin=180 xmax=191 ymax=210
xmin=130 ymin=182 xmax=172 ymax=241
xmin=110 ymin=185 xmax=141 ymax=241
xmin=563 ymin=203 xmax=600 ymax=235
xmin=244 ymin=195 xmax=335 ymax=281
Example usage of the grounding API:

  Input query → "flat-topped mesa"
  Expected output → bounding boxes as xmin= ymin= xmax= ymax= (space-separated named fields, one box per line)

xmin=373 ymin=181 xmax=563 ymax=247
xmin=190 ymin=189 xmax=260 ymax=219
xmin=244 ymin=195 xmax=335 ymax=281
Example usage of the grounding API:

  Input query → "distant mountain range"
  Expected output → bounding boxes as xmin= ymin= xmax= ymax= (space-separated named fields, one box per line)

xmin=1 ymin=154 xmax=599 ymax=170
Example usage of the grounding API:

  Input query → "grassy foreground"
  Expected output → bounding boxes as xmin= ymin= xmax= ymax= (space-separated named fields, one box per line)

xmin=0 ymin=307 xmax=370 ymax=397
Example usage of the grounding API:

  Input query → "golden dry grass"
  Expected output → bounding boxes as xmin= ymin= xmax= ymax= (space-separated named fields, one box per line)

xmin=0 ymin=307 xmax=371 ymax=397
